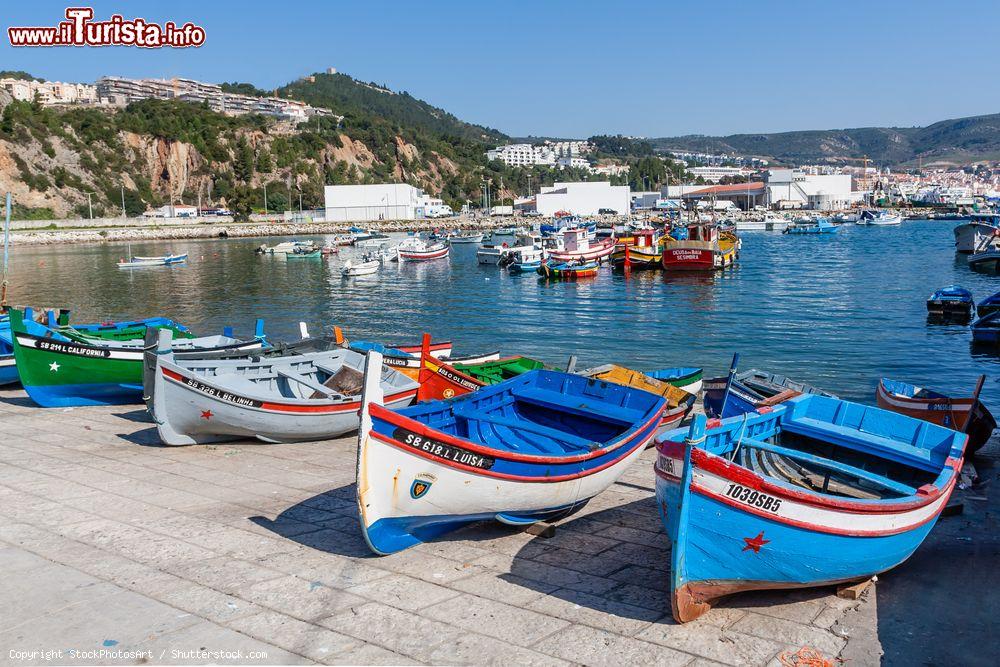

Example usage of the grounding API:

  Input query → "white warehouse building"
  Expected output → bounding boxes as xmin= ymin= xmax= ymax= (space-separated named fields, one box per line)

xmin=535 ymin=181 xmax=631 ymax=216
xmin=764 ymin=169 xmax=864 ymax=210
xmin=323 ymin=184 xmax=450 ymax=222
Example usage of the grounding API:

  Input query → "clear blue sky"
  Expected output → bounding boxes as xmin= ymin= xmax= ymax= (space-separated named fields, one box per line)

xmin=3 ymin=1 xmax=999 ymax=138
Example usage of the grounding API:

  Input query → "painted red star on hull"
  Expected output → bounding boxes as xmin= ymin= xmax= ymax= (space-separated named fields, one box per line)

xmin=201 ymin=410 xmax=213 ymax=420
xmin=742 ymin=531 xmax=769 ymax=553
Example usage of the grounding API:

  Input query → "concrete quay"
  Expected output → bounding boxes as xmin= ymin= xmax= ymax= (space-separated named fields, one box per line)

xmin=3 ymin=385 xmax=986 ymax=666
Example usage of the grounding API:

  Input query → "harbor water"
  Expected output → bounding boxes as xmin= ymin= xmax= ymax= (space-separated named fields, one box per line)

xmin=7 ymin=219 xmax=998 ymax=407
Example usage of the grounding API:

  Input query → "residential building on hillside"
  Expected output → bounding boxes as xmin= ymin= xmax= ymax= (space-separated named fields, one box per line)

xmin=689 ymin=166 xmax=748 ymax=183
xmin=95 ymin=76 xmax=334 ymax=122
xmin=557 ymin=156 xmax=591 ymax=170
xmin=0 ymin=78 xmax=98 ymax=105
xmin=486 ymin=144 xmax=557 ymax=166
xmin=545 ymin=140 xmax=593 ymax=157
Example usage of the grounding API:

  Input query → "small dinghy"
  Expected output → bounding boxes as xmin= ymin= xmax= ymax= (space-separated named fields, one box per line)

xmin=342 ymin=255 xmax=380 ymax=276
xmin=582 ymin=364 xmax=695 ymax=431
xmin=968 ymin=249 xmax=1000 ymax=273
xmin=148 ymin=330 xmax=418 ymax=445
xmin=7 ymin=307 xmax=267 ymax=407
xmin=356 ymin=351 xmax=668 ymax=554
xmin=976 ymin=290 xmax=1000 ymax=318
xmin=782 ymin=218 xmax=838 ymax=235
xmin=926 ymin=285 xmax=974 ymax=321
xmin=447 ymin=232 xmax=485 ymax=244
xmin=877 ymin=376 xmax=995 ymax=453
xmin=656 ymin=398 xmax=968 ymax=622
xmin=118 ymin=253 xmax=187 ymax=268
xmin=452 ymin=355 xmax=547 ymax=385
xmin=971 ymin=311 xmax=1000 ymax=345
xmin=538 ymin=260 xmax=600 ymax=280
xmin=647 ymin=367 xmax=703 ymax=395
xmin=703 ymin=355 xmax=836 ymax=418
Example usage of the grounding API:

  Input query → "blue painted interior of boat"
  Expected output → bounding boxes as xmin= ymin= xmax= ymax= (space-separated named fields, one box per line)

xmin=879 ymin=378 xmax=947 ymax=401
xmin=647 ymin=367 xmax=700 ymax=381
xmin=392 ymin=370 xmax=664 ymax=457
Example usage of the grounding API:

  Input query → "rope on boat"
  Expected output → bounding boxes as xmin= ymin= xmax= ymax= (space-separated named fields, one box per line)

xmin=778 ymin=647 xmax=834 ymax=667
xmin=728 ymin=412 xmax=751 ymax=461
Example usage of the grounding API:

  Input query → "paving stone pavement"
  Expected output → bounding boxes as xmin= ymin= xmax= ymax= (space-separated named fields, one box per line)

xmin=0 ymin=388 xmax=881 ymax=665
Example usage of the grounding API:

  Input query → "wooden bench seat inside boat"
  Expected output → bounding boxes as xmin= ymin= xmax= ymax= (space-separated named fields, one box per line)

xmin=273 ymin=367 xmax=343 ymax=399
xmin=784 ymin=417 xmax=939 ymax=472
xmin=738 ymin=437 xmax=919 ymax=496
xmin=510 ymin=386 xmax=644 ymax=426
xmin=452 ymin=405 xmax=597 ymax=453
xmin=310 ymin=364 xmax=364 ymax=399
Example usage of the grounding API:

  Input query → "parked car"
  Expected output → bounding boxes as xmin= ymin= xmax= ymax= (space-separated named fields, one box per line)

xmin=598 ymin=208 xmax=618 ymax=215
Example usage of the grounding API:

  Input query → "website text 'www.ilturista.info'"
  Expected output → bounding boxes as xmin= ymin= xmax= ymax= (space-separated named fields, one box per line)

xmin=8 ymin=7 xmax=205 ymax=48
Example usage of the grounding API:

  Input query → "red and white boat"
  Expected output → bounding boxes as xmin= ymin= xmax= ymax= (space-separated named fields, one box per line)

xmin=397 ymin=240 xmax=449 ymax=262
xmin=547 ymin=228 xmax=615 ymax=262
xmin=662 ymin=224 xmax=738 ymax=271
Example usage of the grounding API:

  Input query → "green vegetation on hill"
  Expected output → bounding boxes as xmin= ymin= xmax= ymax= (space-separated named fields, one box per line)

xmin=0 ymin=70 xmax=43 ymax=82
xmin=278 ymin=72 xmax=507 ymax=143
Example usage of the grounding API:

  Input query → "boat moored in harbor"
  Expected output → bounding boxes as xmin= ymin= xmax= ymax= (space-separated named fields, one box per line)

xmin=926 ymin=285 xmax=974 ymax=321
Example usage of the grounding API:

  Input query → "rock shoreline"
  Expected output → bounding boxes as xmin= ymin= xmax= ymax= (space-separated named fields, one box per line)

xmin=5 ymin=218 xmax=518 ymax=246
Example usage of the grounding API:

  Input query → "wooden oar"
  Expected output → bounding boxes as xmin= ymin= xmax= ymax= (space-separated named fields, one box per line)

xmin=962 ymin=374 xmax=987 ymax=434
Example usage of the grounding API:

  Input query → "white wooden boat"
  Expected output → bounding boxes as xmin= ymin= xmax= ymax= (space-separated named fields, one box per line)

xmin=447 ymin=232 xmax=485 ymax=244
xmin=342 ymin=258 xmax=380 ymax=276
xmin=148 ymin=330 xmax=417 ymax=445
xmin=398 ymin=240 xmax=449 ymax=262
xmin=118 ymin=253 xmax=187 ymax=268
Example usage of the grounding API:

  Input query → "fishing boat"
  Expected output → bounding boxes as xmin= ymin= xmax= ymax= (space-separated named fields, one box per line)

xmin=926 ymin=285 xmax=974 ymax=320
xmin=7 ymin=307 xmax=267 ymax=407
xmin=537 ymin=260 xmax=599 ymax=280
xmin=783 ymin=218 xmax=837 ymax=235
xmin=451 ymin=355 xmax=547 ymax=385
xmin=662 ymin=224 xmax=738 ymax=271
xmin=256 ymin=240 xmax=315 ymax=255
xmin=703 ymin=356 xmax=836 ymax=418
xmin=398 ymin=240 xmax=449 ymax=262
xmin=968 ymin=248 xmax=1000 ymax=273
xmin=506 ymin=247 xmax=546 ymax=274
xmin=342 ymin=256 xmax=380 ymax=276
xmin=954 ymin=213 xmax=1000 ymax=253
xmin=547 ymin=228 xmax=615 ymax=263
xmin=446 ymin=232 xmax=485 ymax=244
xmin=353 ymin=232 xmax=391 ymax=248
xmin=647 ymin=367 xmax=703 ymax=395
xmin=0 ymin=315 xmax=16 ymax=386
xmin=656 ymin=399 xmax=968 ymax=622
xmin=977 ymin=290 xmax=1000 ymax=318
xmin=611 ymin=228 xmax=662 ymax=270
xmin=860 ymin=210 xmax=903 ymax=226
xmin=479 ymin=232 xmax=543 ymax=266
xmin=375 ymin=348 xmax=502 ymax=383
xmin=876 ymin=376 xmax=995 ymax=453
xmin=147 ymin=331 xmax=418 ymax=445
xmin=118 ymin=252 xmax=188 ymax=268
xmin=356 ymin=351 xmax=668 ymax=554
xmin=582 ymin=364 xmax=695 ymax=431
xmin=286 ymin=248 xmax=322 ymax=259
xmin=971 ymin=311 xmax=1000 ymax=345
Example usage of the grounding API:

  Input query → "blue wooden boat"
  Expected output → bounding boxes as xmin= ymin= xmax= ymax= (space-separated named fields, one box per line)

xmin=646 ymin=367 xmax=703 ymax=395
xmin=977 ymin=290 xmax=1000 ymax=318
xmin=356 ymin=355 xmax=667 ymax=555
xmin=971 ymin=311 xmax=1000 ymax=345
xmin=0 ymin=314 xmax=17 ymax=386
xmin=782 ymin=218 xmax=837 ymax=235
xmin=703 ymin=355 xmax=836 ymax=418
xmin=655 ymin=396 xmax=968 ymax=622
xmin=969 ymin=249 xmax=1000 ymax=273
xmin=926 ymin=285 xmax=974 ymax=320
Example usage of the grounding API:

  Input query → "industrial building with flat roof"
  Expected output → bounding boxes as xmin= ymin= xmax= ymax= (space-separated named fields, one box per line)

xmin=323 ymin=184 xmax=451 ymax=222
xmin=535 ymin=181 xmax=631 ymax=216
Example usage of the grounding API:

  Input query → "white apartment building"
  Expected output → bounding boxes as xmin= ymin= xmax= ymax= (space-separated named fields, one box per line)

xmin=764 ymin=169 xmax=863 ymax=210
xmin=96 ymin=76 xmax=333 ymax=122
xmin=689 ymin=166 xmax=746 ymax=183
xmin=486 ymin=144 xmax=557 ymax=167
xmin=0 ymin=78 xmax=98 ymax=105
xmin=557 ymin=156 xmax=591 ymax=170
xmin=545 ymin=140 xmax=593 ymax=157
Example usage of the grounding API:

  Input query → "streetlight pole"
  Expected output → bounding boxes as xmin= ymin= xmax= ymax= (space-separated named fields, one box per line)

xmin=120 ymin=185 xmax=126 ymax=218
xmin=264 ymin=184 xmax=268 ymax=215
xmin=298 ymin=191 xmax=303 ymax=213
xmin=85 ymin=192 xmax=93 ymax=220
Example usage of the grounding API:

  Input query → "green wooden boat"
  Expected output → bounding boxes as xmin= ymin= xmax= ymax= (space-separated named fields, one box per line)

xmin=44 ymin=309 xmax=195 ymax=343
xmin=451 ymin=355 xmax=547 ymax=385
xmin=7 ymin=307 xmax=268 ymax=408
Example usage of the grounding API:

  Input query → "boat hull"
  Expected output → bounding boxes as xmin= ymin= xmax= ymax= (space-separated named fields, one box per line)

xmin=969 ymin=251 xmax=1000 ymax=273
xmin=662 ymin=245 xmax=735 ymax=271
xmin=153 ymin=364 xmax=417 ymax=445
xmin=876 ymin=379 xmax=995 ymax=453
xmin=358 ymin=402 xmax=661 ymax=555
xmin=0 ymin=355 xmax=17 ymax=386
xmin=399 ymin=246 xmax=449 ymax=262
xmin=954 ymin=223 xmax=996 ymax=253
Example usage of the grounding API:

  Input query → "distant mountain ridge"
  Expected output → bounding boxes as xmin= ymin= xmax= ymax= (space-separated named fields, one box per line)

xmin=651 ymin=112 xmax=1000 ymax=166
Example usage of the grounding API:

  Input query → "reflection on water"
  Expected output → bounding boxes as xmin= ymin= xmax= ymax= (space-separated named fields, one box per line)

xmin=6 ymin=220 xmax=1000 ymax=406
